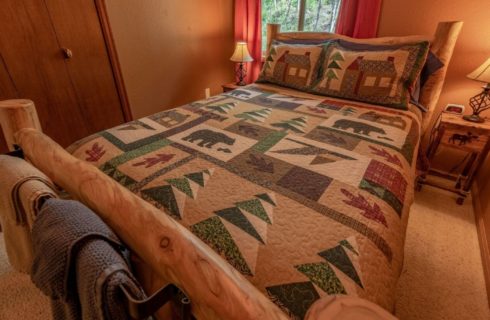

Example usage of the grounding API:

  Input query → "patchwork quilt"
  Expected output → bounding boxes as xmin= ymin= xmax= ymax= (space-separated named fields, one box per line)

xmin=69 ymin=84 xmax=421 ymax=319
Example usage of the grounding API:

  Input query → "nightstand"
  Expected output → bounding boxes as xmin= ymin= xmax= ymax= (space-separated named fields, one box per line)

xmin=222 ymin=83 xmax=241 ymax=92
xmin=417 ymin=113 xmax=490 ymax=204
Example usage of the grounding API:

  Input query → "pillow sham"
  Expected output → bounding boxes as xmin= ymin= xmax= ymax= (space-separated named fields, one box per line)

xmin=257 ymin=42 xmax=325 ymax=91
xmin=333 ymin=39 xmax=443 ymax=104
xmin=310 ymin=40 xmax=430 ymax=110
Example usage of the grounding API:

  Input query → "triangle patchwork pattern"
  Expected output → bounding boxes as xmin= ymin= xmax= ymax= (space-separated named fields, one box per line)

xmin=235 ymin=198 xmax=272 ymax=224
xmin=184 ymin=171 xmax=206 ymax=187
xmin=190 ymin=216 xmax=252 ymax=275
xmin=339 ymin=238 xmax=359 ymax=256
xmin=215 ymin=207 xmax=264 ymax=244
xmin=266 ymin=282 xmax=320 ymax=320
xmin=141 ymin=169 xmax=214 ymax=220
xmin=165 ymin=177 xmax=193 ymax=198
xmin=141 ymin=185 xmax=181 ymax=219
xmin=255 ymin=193 xmax=276 ymax=206
xmin=101 ymin=163 xmax=137 ymax=188
xmin=241 ymin=209 xmax=269 ymax=244
xmin=318 ymin=245 xmax=363 ymax=288
xmin=295 ymin=262 xmax=346 ymax=295
xmin=310 ymin=155 xmax=335 ymax=165
xmin=221 ymin=218 xmax=260 ymax=275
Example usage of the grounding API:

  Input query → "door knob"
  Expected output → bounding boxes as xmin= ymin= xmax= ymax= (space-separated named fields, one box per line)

xmin=61 ymin=48 xmax=73 ymax=59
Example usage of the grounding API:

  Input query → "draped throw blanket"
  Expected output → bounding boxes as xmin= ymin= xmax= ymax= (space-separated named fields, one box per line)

xmin=336 ymin=0 xmax=382 ymax=38
xmin=31 ymin=199 xmax=146 ymax=320
xmin=0 ymin=155 xmax=57 ymax=273
xmin=235 ymin=0 xmax=262 ymax=83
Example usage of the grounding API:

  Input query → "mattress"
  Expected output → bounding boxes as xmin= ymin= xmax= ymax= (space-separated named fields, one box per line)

xmin=69 ymin=83 xmax=421 ymax=319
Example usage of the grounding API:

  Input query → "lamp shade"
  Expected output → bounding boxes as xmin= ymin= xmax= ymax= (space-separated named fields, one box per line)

xmin=230 ymin=41 xmax=254 ymax=63
xmin=467 ymin=57 xmax=490 ymax=84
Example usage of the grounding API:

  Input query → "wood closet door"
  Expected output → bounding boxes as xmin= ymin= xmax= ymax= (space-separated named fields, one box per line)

xmin=44 ymin=0 xmax=125 ymax=133
xmin=0 ymin=0 xmax=126 ymax=151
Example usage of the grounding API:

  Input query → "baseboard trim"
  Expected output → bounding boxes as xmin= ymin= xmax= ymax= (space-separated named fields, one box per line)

xmin=472 ymin=184 xmax=490 ymax=307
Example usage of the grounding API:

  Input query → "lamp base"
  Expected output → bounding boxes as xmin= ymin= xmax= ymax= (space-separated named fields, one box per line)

xmin=235 ymin=62 xmax=247 ymax=87
xmin=463 ymin=114 xmax=485 ymax=123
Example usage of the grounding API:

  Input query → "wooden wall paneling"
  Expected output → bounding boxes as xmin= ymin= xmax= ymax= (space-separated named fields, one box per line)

xmin=44 ymin=0 xmax=126 ymax=132
xmin=0 ymin=1 xmax=90 ymax=147
xmin=0 ymin=53 xmax=18 ymax=99
xmin=0 ymin=131 xmax=7 ymax=153
xmin=0 ymin=53 xmax=18 ymax=152
xmin=472 ymin=184 xmax=490 ymax=307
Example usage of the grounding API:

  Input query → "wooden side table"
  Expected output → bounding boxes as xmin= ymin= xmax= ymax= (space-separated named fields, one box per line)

xmin=221 ymin=83 xmax=241 ymax=92
xmin=418 ymin=113 xmax=490 ymax=204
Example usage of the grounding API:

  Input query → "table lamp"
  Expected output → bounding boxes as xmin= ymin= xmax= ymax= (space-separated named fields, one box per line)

xmin=465 ymin=57 xmax=490 ymax=123
xmin=230 ymin=41 xmax=254 ymax=86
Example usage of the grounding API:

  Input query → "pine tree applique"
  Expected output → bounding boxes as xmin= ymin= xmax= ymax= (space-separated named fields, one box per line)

xmin=318 ymin=244 xmax=363 ymax=288
xmin=205 ymin=102 xmax=237 ymax=114
xmin=341 ymin=188 xmax=388 ymax=227
xmin=85 ymin=142 xmax=106 ymax=162
xmin=322 ymin=51 xmax=344 ymax=89
xmin=271 ymin=116 xmax=308 ymax=133
xmin=262 ymin=46 xmax=277 ymax=74
xmin=235 ymin=108 xmax=272 ymax=122
xmin=341 ymin=107 xmax=357 ymax=116
xmin=295 ymin=238 xmax=363 ymax=296
xmin=369 ymin=146 xmax=403 ymax=167
xmin=133 ymin=153 xmax=175 ymax=168
xmin=191 ymin=193 xmax=277 ymax=276
xmin=295 ymin=262 xmax=347 ymax=295
xmin=140 ymin=169 xmax=214 ymax=219
xmin=191 ymin=216 xmax=252 ymax=275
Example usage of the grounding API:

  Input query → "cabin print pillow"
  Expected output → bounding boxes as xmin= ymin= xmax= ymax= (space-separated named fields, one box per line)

xmin=310 ymin=40 xmax=430 ymax=110
xmin=258 ymin=43 xmax=324 ymax=91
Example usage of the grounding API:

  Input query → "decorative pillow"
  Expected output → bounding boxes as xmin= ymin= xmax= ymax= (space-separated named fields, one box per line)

xmin=310 ymin=40 xmax=430 ymax=110
xmin=257 ymin=43 xmax=325 ymax=91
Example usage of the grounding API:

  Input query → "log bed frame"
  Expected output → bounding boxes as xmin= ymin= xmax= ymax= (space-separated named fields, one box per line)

xmin=0 ymin=22 xmax=462 ymax=319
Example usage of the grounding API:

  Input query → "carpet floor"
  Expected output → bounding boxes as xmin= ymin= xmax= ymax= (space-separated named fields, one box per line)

xmin=0 ymin=184 xmax=489 ymax=319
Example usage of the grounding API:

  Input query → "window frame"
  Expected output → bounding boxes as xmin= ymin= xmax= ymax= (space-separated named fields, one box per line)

xmin=297 ymin=0 xmax=341 ymax=32
xmin=261 ymin=0 xmax=342 ymax=55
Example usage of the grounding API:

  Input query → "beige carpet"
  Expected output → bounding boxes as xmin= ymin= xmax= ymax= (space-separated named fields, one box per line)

xmin=0 ymin=235 xmax=51 ymax=319
xmin=0 ymin=184 xmax=489 ymax=319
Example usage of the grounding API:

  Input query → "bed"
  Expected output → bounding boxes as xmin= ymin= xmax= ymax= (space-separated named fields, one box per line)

xmin=0 ymin=22 xmax=462 ymax=319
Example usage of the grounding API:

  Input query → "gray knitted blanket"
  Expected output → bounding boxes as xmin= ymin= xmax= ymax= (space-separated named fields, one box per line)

xmin=31 ymin=199 xmax=146 ymax=320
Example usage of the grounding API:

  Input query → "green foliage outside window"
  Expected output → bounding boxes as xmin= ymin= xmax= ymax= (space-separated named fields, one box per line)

xmin=261 ymin=0 xmax=342 ymax=51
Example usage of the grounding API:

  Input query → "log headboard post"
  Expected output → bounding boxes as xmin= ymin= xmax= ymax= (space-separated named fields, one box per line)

xmin=419 ymin=21 xmax=463 ymax=133
xmin=0 ymin=99 xmax=42 ymax=151
xmin=266 ymin=23 xmax=281 ymax=54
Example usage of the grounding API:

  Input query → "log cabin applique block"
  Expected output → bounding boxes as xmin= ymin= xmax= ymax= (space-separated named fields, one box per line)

xmin=310 ymin=40 xmax=430 ymax=110
xmin=258 ymin=43 xmax=325 ymax=91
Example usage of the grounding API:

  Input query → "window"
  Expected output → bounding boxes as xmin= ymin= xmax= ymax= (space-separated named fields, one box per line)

xmin=261 ymin=0 xmax=342 ymax=51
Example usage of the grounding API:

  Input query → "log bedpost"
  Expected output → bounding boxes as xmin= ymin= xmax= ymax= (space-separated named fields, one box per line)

xmin=266 ymin=23 xmax=280 ymax=54
xmin=419 ymin=21 xmax=463 ymax=133
xmin=0 ymin=99 xmax=42 ymax=151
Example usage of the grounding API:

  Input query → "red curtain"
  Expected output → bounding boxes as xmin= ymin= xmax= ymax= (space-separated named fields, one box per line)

xmin=335 ymin=0 xmax=382 ymax=38
xmin=234 ymin=0 xmax=262 ymax=83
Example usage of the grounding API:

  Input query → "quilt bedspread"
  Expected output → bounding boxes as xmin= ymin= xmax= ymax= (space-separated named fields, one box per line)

xmin=69 ymin=84 xmax=421 ymax=319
